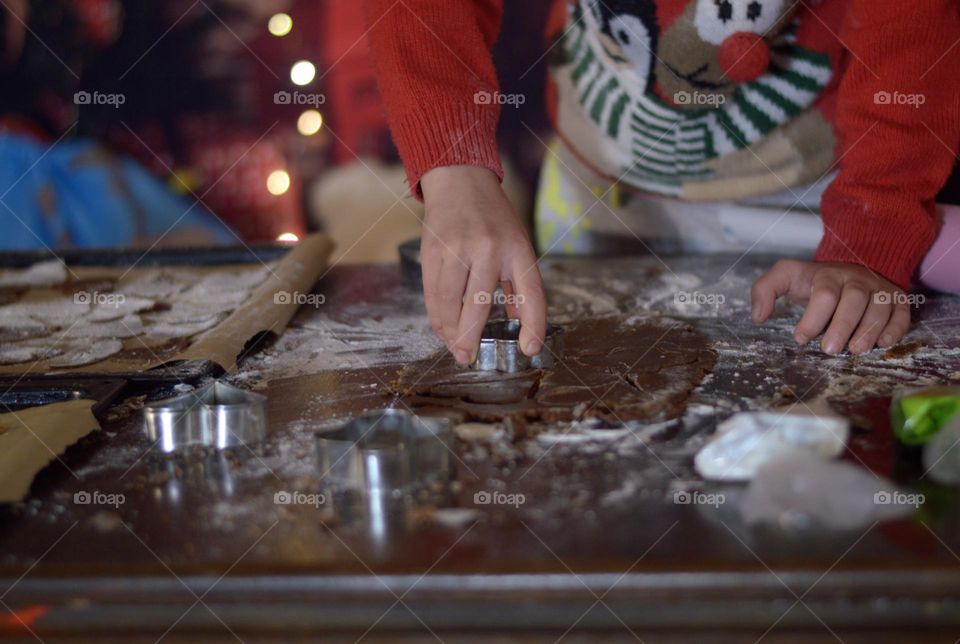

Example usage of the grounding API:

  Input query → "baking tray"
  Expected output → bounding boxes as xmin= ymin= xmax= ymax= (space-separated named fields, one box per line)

xmin=0 ymin=378 xmax=127 ymax=416
xmin=0 ymin=243 xmax=293 ymax=268
xmin=0 ymin=243 xmax=295 ymax=385
xmin=2 ymin=360 xmax=225 ymax=388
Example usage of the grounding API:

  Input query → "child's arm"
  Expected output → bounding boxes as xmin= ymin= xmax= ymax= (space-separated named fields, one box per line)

xmin=752 ymin=0 xmax=960 ymax=354
xmin=364 ymin=0 xmax=546 ymax=364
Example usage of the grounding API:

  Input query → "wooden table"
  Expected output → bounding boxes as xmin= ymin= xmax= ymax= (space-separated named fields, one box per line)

xmin=2 ymin=254 xmax=960 ymax=642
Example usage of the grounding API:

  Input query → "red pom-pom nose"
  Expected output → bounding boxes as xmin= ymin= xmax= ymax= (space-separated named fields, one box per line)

xmin=718 ymin=32 xmax=770 ymax=83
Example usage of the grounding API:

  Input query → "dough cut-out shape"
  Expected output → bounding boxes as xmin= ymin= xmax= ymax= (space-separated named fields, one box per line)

xmin=47 ymin=338 xmax=124 ymax=367
xmin=0 ymin=259 xmax=68 ymax=288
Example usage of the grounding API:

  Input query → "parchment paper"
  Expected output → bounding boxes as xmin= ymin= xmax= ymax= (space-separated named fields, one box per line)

xmin=0 ymin=234 xmax=334 ymax=374
xmin=0 ymin=399 xmax=100 ymax=503
xmin=175 ymin=233 xmax=334 ymax=373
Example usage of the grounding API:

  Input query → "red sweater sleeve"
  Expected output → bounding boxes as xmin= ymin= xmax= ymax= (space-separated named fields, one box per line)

xmin=815 ymin=0 xmax=960 ymax=289
xmin=363 ymin=0 xmax=504 ymax=197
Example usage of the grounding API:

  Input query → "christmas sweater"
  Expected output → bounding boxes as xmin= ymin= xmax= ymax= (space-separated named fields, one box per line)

xmin=363 ymin=0 xmax=960 ymax=288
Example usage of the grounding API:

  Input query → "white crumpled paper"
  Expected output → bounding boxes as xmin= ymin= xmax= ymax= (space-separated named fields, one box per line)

xmin=695 ymin=409 xmax=849 ymax=482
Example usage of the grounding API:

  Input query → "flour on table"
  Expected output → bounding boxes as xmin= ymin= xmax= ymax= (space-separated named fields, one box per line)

xmin=634 ymin=268 xmax=758 ymax=318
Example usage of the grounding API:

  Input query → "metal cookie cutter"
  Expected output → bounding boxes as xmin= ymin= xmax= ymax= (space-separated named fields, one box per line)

xmin=470 ymin=319 xmax=564 ymax=372
xmin=143 ymin=381 xmax=267 ymax=453
xmin=316 ymin=409 xmax=454 ymax=496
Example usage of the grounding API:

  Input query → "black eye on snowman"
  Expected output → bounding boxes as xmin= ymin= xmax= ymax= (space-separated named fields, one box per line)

xmin=697 ymin=0 xmax=785 ymax=44
xmin=714 ymin=0 xmax=732 ymax=24
xmin=616 ymin=28 xmax=631 ymax=45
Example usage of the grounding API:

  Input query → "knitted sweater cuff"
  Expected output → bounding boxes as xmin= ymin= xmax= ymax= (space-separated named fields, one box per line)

xmin=814 ymin=188 xmax=938 ymax=290
xmin=392 ymin=101 xmax=503 ymax=200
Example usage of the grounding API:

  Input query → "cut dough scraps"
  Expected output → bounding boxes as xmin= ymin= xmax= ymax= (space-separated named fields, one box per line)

xmin=1 ymin=297 xmax=90 ymax=324
xmin=0 ymin=259 xmax=69 ymax=288
xmin=0 ymin=342 xmax=63 ymax=365
xmin=193 ymin=267 xmax=270 ymax=292
xmin=143 ymin=314 xmax=225 ymax=339
xmin=0 ymin=317 xmax=52 ymax=342
xmin=87 ymin=295 xmax=156 ymax=322
xmin=118 ymin=271 xmax=194 ymax=299
xmin=71 ymin=314 xmax=145 ymax=339
xmin=47 ymin=338 xmax=124 ymax=367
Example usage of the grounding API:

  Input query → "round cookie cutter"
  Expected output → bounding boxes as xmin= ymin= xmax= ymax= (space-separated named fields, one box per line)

xmin=315 ymin=409 xmax=455 ymax=496
xmin=470 ymin=319 xmax=564 ymax=372
xmin=143 ymin=381 xmax=267 ymax=453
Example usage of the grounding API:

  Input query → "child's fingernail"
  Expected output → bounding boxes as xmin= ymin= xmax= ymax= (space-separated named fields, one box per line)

xmin=823 ymin=338 xmax=841 ymax=354
xmin=794 ymin=332 xmax=807 ymax=345
xmin=454 ymin=348 xmax=470 ymax=364
xmin=524 ymin=339 xmax=542 ymax=356
xmin=878 ymin=334 xmax=893 ymax=347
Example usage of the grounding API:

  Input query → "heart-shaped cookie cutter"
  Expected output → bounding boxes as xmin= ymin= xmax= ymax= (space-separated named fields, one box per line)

xmin=316 ymin=409 xmax=454 ymax=495
xmin=470 ymin=319 xmax=564 ymax=372
xmin=143 ymin=381 xmax=267 ymax=453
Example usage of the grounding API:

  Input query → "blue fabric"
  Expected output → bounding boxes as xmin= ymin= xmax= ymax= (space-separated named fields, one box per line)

xmin=0 ymin=132 xmax=234 ymax=249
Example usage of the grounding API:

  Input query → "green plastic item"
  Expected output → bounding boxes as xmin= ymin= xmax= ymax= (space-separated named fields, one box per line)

xmin=891 ymin=388 xmax=960 ymax=446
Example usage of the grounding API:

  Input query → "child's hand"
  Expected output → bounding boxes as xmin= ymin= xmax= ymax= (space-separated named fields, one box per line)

xmin=751 ymin=259 xmax=911 ymax=355
xmin=420 ymin=165 xmax=547 ymax=365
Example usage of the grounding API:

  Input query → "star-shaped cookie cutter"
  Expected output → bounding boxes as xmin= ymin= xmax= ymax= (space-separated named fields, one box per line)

xmin=143 ymin=381 xmax=267 ymax=453
xmin=470 ymin=319 xmax=564 ymax=372
xmin=316 ymin=409 xmax=454 ymax=495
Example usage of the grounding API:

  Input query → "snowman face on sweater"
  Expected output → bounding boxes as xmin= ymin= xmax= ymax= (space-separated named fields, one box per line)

xmin=693 ymin=0 xmax=789 ymax=44
xmin=657 ymin=0 xmax=795 ymax=109
xmin=582 ymin=0 xmax=795 ymax=111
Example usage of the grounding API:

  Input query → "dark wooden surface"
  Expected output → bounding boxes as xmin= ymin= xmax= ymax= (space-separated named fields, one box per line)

xmin=2 ymin=255 xmax=960 ymax=640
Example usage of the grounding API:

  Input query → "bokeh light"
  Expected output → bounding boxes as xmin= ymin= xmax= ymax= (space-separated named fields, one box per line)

xmin=290 ymin=60 xmax=316 ymax=86
xmin=267 ymin=13 xmax=293 ymax=37
xmin=296 ymin=109 xmax=323 ymax=136
xmin=266 ymin=169 xmax=291 ymax=195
